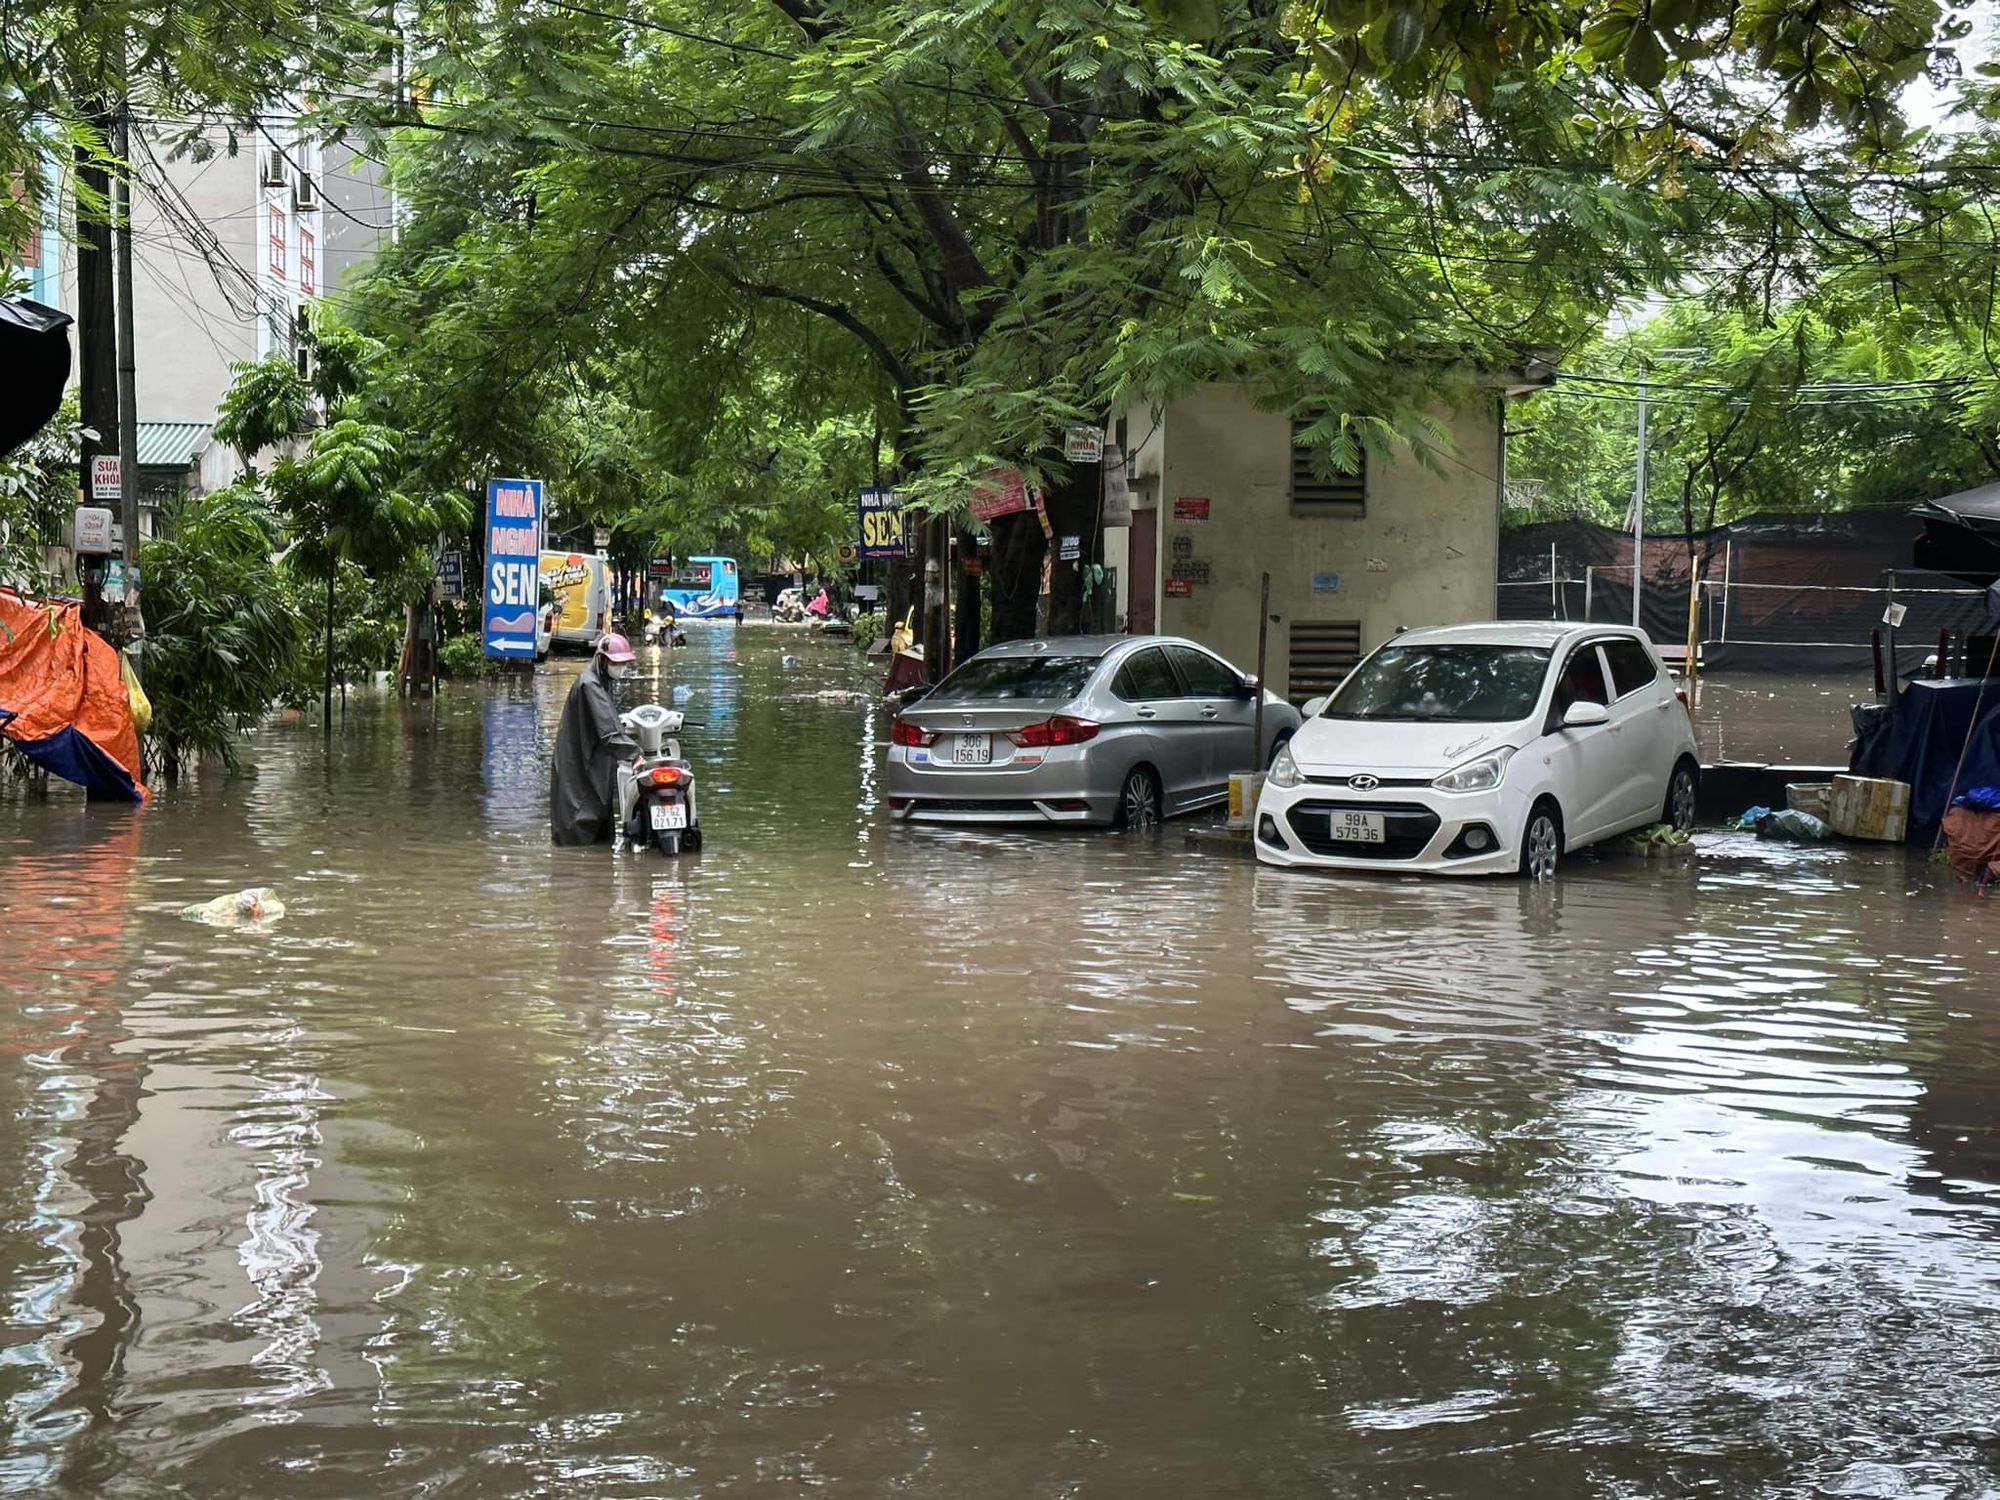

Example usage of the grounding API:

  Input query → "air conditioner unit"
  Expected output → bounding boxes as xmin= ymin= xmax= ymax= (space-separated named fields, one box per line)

xmin=261 ymin=148 xmax=287 ymax=188
xmin=292 ymin=172 xmax=318 ymax=212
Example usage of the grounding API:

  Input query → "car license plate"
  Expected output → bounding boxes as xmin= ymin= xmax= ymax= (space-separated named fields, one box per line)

xmin=952 ymin=734 xmax=991 ymax=765
xmin=649 ymin=802 xmax=689 ymax=831
xmin=1329 ymin=810 xmax=1385 ymax=843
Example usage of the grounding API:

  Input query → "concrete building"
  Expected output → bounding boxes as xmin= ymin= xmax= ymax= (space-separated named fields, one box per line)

xmin=1107 ymin=373 xmax=1554 ymax=703
xmin=34 ymin=119 xmax=390 ymax=532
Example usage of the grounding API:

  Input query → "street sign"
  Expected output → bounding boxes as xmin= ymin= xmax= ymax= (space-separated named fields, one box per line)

xmin=1058 ymin=534 xmax=1081 ymax=561
xmin=73 ymin=507 xmax=114 ymax=554
xmin=969 ymin=467 xmax=1032 ymax=522
xmin=1173 ymin=496 xmax=1211 ymax=522
xmin=90 ymin=455 xmax=120 ymax=500
xmin=483 ymin=477 xmax=545 ymax=659
xmin=1064 ymin=427 xmax=1103 ymax=464
xmin=857 ymin=486 xmax=908 ymax=558
xmin=593 ymin=526 xmax=611 ymax=550
xmin=438 ymin=550 xmax=465 ymax=600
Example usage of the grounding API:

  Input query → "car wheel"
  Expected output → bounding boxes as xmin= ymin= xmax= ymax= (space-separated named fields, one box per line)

xmin=1116 ymin=767 xmax=1161 ymax=831
xmin=1519 ymin=800 xmax=1562 ymax=882
xmin=1664 ymin=758 xmax=1699 ymax=833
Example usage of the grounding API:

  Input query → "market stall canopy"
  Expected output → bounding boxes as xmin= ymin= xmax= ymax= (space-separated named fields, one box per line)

xmin=0 ymin=299 xmax=73 ymax=459
xmin=1913 ymin=481 xmax=2000 ymax=584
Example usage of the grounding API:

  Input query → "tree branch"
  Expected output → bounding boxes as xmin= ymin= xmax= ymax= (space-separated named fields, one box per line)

xmin=724 ymin=273 xmax=912 ymax=387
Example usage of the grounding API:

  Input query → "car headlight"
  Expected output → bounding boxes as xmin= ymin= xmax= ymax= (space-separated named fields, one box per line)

xmin=1267 ymin=743 xmax=1303 ymax=789
xmin=1432 ymin=746 xmax=1515 ymax=793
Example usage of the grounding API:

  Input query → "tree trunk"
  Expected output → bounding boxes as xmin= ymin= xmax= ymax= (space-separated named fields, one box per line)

xmin=324 ymin=563 xmax=336 ymax=733
xmin=953 ymin=530 xmax=983 ymax=667
xmin=987 ymin=511 xmax=1045 ymax=645
xmin=1041 ymin=456 xmax=1100 ymax=636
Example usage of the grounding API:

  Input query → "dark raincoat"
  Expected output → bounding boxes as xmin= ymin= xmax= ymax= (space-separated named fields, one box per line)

xmin=550 ymin=657 xmax=639 ymax=846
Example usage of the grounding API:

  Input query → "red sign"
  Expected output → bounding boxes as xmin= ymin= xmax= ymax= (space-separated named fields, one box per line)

xmin=1173 ymin=496 xmax=1211 ymax=522
xmin=1164 ymin=578 xmax=1194 ymax=597
xmin=268 ymin=204 xmax=287 ymax=275
xmin=299 ymin=226 xmax=316 ymax=297
xmin=970 ymin=467 xmax=1033 ymax=522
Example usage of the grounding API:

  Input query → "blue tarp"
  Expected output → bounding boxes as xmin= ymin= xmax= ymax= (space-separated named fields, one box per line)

xmin=1889 ymin=680 xmax=2000 ymax=843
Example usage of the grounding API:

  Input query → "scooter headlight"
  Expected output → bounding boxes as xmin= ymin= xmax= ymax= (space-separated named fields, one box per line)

xmin=1433 ymin=746 xmax=1516 ymax=794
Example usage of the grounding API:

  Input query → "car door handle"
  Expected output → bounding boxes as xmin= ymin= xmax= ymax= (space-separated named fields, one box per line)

xmin=1137 ymin=707 xmax=1157 ymax=719
xmin=1200 ymin=708 xmax=1219 ymax=719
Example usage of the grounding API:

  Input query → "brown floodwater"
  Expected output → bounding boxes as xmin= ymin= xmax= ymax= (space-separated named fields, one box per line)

xmin=4 ymin=628 xmax=2000 ymax=1499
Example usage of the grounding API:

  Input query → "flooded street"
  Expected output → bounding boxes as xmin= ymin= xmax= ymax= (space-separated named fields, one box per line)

xmin=5 ymin=627 xmax=2000 ymax=1498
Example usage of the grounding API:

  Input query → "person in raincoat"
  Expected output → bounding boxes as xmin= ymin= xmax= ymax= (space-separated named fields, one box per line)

xmin=551 ymin=633 xmax=641 ymax=846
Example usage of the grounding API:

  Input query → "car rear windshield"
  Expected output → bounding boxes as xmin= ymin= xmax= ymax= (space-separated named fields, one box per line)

xmin=932 ymin=655 xmax=1101 ymax=702
xmin=1320 ymin=644 xmax=1553 ymax=723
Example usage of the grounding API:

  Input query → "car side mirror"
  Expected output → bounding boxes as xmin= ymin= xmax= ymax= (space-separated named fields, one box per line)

xmin=1238 ymin=675 xmax=1259 ymax=698
xmin=1562 ymin=701 xmax=1610 ymax=729
xmin=1301 ymin=696 xmax=1327 ymax=719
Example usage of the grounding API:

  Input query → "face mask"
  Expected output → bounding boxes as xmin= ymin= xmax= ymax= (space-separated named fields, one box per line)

xmin=607 ymin=661 xmax=635 ymax=683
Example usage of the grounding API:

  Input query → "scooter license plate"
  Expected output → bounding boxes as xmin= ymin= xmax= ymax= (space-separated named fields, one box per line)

xmin=649 ymin=802 xmax=689 ymax=831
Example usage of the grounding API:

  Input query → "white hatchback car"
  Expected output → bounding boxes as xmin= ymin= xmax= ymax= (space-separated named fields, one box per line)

xmin=1255 ymin=622 xmax=1699 ymax=879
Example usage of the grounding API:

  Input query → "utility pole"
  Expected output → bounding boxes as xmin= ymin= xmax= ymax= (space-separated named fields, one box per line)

xmin=113 ymin=101 xmax=143 ymax=666
xmin=1631 ymin=374 xmax=1647 ymax=632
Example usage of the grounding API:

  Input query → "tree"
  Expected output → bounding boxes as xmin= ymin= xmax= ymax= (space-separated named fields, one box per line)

xmin=137 ymin=485 xmax=309 ymax=777
xmin=330 ymin=0 xmax=1972 ymax=646
xmin=270 ymin=419 xmax=457 ymax=728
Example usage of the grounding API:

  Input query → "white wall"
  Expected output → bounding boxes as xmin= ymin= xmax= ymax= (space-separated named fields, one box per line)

xmin=1146 ymin=383 xmax=1501 ymax=694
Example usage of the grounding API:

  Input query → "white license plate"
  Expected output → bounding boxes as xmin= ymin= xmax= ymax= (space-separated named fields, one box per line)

xmin=952 ymin=734 xmax=991 ymax=765
xmin=649 ymin=802 xmax=689 ymax=831
xmin=1329 ymin=810 xmax=1385 ymax=843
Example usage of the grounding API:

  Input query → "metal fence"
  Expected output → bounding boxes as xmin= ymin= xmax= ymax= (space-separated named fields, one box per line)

xmin=1499 ymin=566 xmax=1988 ymax=673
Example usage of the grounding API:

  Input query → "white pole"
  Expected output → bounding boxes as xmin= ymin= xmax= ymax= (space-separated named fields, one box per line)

xmin=1720 ymin=538 xmax=1732 ymax=644
xmin=1584 ymin=566 xmax=1594 ymax=622
xmin=1550 ymin=542 xmax=1558 ymax=618
xmin=1632 ymin=376 xmax=1647 ymax=631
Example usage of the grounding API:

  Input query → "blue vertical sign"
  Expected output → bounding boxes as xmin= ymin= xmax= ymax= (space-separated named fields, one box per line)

xmin=483 ymin=477 xmax=544 ymax=659
xmin=857 ymin=486 xmax=908 ymax=559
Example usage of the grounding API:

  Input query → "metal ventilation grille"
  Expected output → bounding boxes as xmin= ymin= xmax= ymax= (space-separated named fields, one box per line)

xmin=1288 ymin=620 xmax=1363 ymax=702
xmin=1290 ymin=418 xmax=1366 ymax=515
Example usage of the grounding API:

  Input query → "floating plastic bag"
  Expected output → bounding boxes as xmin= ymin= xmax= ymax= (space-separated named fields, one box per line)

xmin=1756 ymin=809 xmax=1832 ymax=842
xmin=179 ymin=888 xmax=286 ymax=927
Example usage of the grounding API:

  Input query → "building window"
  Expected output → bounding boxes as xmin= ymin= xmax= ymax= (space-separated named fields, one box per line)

xmin=268 ymin=204 xmax=287 ymax=276
xmin=1290 ymin=417 xmax=1365 ymax=517
xmin=1288 ymin=619 xmax=1363 ymax=703
xmin=299 ymin=226 xmax=315 ymax=298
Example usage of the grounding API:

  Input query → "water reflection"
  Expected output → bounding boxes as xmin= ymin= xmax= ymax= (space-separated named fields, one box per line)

xmin=3 ymin=630 xmax=2000 ymax=1495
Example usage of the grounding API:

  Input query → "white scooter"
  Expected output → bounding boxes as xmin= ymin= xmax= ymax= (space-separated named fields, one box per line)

xmin=615 ymin=705 xmax=704 ymax=855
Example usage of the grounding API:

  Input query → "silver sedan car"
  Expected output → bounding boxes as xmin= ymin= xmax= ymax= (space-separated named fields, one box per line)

xmin=887 ymin=635 xmax=1301 ymax=827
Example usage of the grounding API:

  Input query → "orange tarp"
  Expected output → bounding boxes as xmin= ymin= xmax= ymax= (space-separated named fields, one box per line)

xmin=0 ymin=591 xmax=147 ymax=801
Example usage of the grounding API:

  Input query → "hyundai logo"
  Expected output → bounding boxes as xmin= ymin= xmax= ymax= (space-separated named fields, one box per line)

xmin=1348 ymin=774 xmax=1380 ymax=792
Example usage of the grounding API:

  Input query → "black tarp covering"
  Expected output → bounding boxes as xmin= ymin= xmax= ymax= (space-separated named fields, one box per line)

xmin=0 ymin=299 xmax=73 ymax=460
xmin=1887 ymin=679 xmax=2000 ymax=844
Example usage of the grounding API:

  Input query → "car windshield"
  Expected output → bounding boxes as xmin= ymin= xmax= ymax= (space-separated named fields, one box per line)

xmin=1320 ymin=644 xmax=1552 ymax=723
xmin=932 ymin=654 xmax=1101 ymax=702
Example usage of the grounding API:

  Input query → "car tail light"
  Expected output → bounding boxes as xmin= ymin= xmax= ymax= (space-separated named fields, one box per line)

xmin=891 ymin=718 xmax=936 ymax=747
xmin=646 ymin=766 xmax=682 ymax=787
xmin=1006 ymin=715 xmax=1100 ymax=748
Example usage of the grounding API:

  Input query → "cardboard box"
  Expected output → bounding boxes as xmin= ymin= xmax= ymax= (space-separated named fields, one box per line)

xmin=1786 ymin=781 xmax=1832 ymax=819
xmin=1826 ymin=774 xmax=1910 ymax=842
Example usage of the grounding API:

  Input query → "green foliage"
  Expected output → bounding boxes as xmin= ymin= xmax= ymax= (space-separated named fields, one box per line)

xmin=138 ymin=485 xmax=310 ymax=774
xmin=437 ymin=633 xmax=495 ymax=681
xmin=213 ymin=355 xmax=313 ymax=463
xmin=0 ymin=396 xmax=85 ymax=596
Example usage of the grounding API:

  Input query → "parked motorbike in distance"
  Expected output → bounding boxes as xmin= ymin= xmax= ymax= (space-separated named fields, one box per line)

xmin=615 ymin=704 xmax=704 ymax=855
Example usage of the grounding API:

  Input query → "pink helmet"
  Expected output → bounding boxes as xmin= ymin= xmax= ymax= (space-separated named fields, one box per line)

xmin=597 ymin=632 xmax=636 ymax=664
